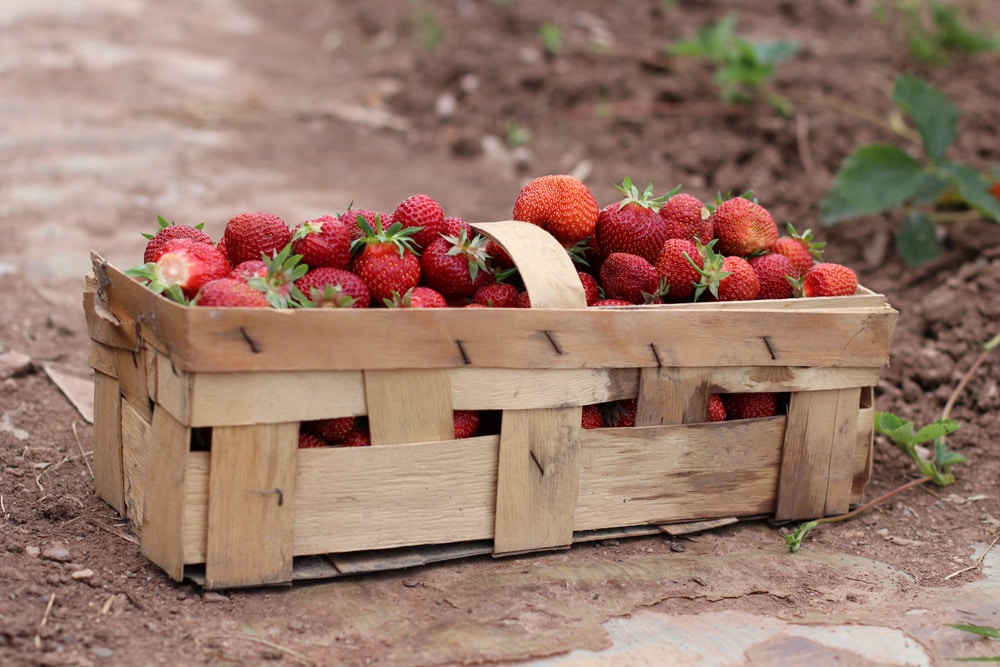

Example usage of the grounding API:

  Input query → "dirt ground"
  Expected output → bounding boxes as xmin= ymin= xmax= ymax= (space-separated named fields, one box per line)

xmin=1 ymin=1 xmax=999 ymax=665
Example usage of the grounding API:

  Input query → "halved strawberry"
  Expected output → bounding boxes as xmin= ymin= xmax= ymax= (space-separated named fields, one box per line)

xmin=142 ymin=216 xmax=214 ymax=263
xmin=127 ymin=237 xmax=231 ymax=302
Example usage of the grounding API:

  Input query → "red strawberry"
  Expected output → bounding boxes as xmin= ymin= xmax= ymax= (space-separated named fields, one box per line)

xmin=473 ymin=282 xmax=520 ymax=308
xmin=692 ymin=244 xmax=760 ymax=302
xmin=420 ymin=229 xmax=493 ymax=298
xmin=723 ymin=393 xmax=778 ymax=420
xmin=444 ymin=216 xmax=473 ymax=238
xmin=582 ymin=404 xmax=604 ymax=429
xmin=708 ymin=394 xmax=726 ymax=422
xmin=578 ymin=271 xmax=601 ymax=306
xmin=709 ymin=196 xmax=778 ymax=257
xmin=298 ymin=431 xmax=329 ymax=449
xmin=659 ymin=192 xmax=713 ymax=244
xmin=305 ymin=416 xmax=355 ymax=444
xmin=391 ymin=194 xmax=446 ymax=250
xmin=127 ymin=237 xmax=230 ymax=302
xmin=290 ymin=215 xmax=352 ymax=270
xmin=223 ymin=211 xmax=292 ymax=265
xmin=296 ymin=267 xmax=371 ymax=308
xmin=655 ymin=238 xmax=703 ymax=301
xmin=245 ymin=245 xmax=309 ymax=308
xmin=230 ymin=259 xmax=268 ymax=281
xmin=991 ymin=182 xmax=1000 ymax=200
xmin=600 ymin=252 xmax=662 ymax=304
xmin=142 ymin=216 xmax=213 ymax=263
xmin=485 ymin=239 xmax=515 ymax=269
xmin=385 ymin=286 xmax=448 ymax=308
xmin=591 ymin=298 xmax=634 ymax=307
xmin=512 ymin=174 xmax=599 ymax=245
xmin=595 ymin=178 xmax=669 ymax=264
xmin=350 ymin=217 xmax=422 ymax=305
xmin=453 ymin=410 xmax=480 ymax=439
xmin=195 ymin=277 xmax=271 ymax=308
xmin=801 ymin=263 xmax=858 ymax=297
xmin=603 ymin=399 xmax=637 ymax=428
xmin=339 ymin=208 xmax=386 ymax=244
xmin=771 ymin=223 xmax=825 ymax=278
xmin=516 ymin=290 xmax=532 ymax=308
xmin=342 ymin=422 xmax=372 ymax=447
xmin=748 ymin=252 xmax=797 ymax=300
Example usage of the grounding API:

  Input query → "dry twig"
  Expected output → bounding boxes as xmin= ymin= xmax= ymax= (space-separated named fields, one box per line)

xmin=34 ymin=593 xmax=56 ymax=649
xmin=944 ymin=533 xmax=1000 ymax=581
xmin=199 ymin=634 xmax=316 ymax=666
xmin=72 ymin=420 xmax=94 ymax=478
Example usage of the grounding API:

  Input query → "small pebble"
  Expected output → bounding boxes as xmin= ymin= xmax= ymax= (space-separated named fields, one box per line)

xmin=670 ymin=541 xmax=686 ymax=553
xmin=288 ymin=619 xmax=305 ymax=632
xmin=91 ymin=647 xmax=115 ymax=658
xmin=202 ymin=591 xmax=228 ymax=603
xmin=402 ymin=579 xmax=419 ymax=588
xmin=42 ymin=545 xmax=72 ymax=562
xmin=25 ymin=546 xmax=40 ymax=558
xmin=600 ymin=539 xmax=620 ymax=547
xmin=71 ymin=569 xmax=94 ymax=580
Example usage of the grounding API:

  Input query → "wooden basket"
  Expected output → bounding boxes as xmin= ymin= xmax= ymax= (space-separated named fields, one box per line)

xmin=83 ymin=220 xmax=898 ymax=589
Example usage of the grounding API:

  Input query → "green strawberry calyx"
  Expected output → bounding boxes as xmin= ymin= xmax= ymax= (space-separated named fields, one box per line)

xmin=784 ymin=222 xmax=826 ymax=261
xmin=613 ymin=177 xmax=676 ymax=213
xmin=442 ymin=229 xmax=491 ymax=283
xmin=246 ymin=244 xmax=311 ymax=309
xmin=351 ymin=214 xmax=422 ymax=258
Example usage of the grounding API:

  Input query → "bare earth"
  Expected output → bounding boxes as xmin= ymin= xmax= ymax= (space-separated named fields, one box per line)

xmin=1 ymin=1 xmax=999 ymax=665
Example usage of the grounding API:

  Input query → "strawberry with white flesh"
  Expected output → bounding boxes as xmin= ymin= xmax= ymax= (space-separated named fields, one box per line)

xmin=142 ymin=216 xmax=213 ymax=263
xmin=127 ymin=237 xmax=230 ymax=303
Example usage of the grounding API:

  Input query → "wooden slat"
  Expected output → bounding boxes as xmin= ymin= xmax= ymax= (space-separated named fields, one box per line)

xmin=140 ymin=406 xmax=190 ymax=581
xmin=87 ymin=341 xmax=117 ymax=378
xmin=710 ymin=366 xmax=881 ymax=394
xmin=91 ymin=370 xmax=124 ymax=515
xmin=120 ymin=398 xmax=152 ymax=533
xmin=450 ymin=367 xmax=635 ymax=411
xmin=205 ymin=422 xmax=298 ymax=588
xmin=774 ymin=389 xmax=862 ymax=520
xmin=493 ymin=407 xmax=582 ymax=555
xmin=93 ymin=260 xmax=897 ymax=373
xmin=636 ymin=367 xmax=713 ymax=425
xmin=575 ymin=419 xmax=785 ymax=529
xmin=852 ymin=406 xmax=876 ymax=504
xmin=364 ymin=369 xmax=454 ymax=445
xmin=113 ymin=347 xmax=152 ymax=423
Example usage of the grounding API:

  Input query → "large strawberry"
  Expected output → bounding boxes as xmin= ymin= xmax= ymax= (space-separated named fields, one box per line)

xmin=420 ymin=229 xmax=493 ymax=298
xmin=295 ymin=266 xmax=371 ymax=308
xmin=771 ymin=223 xmax=825 ymax=278
xmin=290 ymin=215 xmax=352 ymax=270
xmin=245 ymin=244 xmax=310 ymax=309
xmin=659 ymin=192 xmax=713 ymax=244
xmin=748 ymin=252 xmax=797 ymax=300
xmin=595 ymin=178 xmax=669 ymax=264
xmin=599 ymin=252 xmax=662 ymax=304
xmin=142 ymin=216 xmax=214 ymax=263
xmin=473 ymin=282 xmax=520 ymax=308
xmin=350 ymin=217 xmax=422 ymax=305
xmin=655 ymin=238 xmax=703 ymax=301
xmin=391 ymin=194 xmax=445 ymax=250
xmin=127 ymin=237 xmax=231 ymax=302
xmin=453 ymin=410 xmax=480 ymax=439
xmin=195 ymin=277 xmax=271 ymax=308
xmin=512 ymin=174 xmax=599 ymax=245
xmin=709 ymin=195 xmax=778 ymax=257
xmin=691 ymin=243 xmax=760 ymax=302
xmin=801 ymin=263 xmax=858 ymax=297
xmin=339 ymin=207 xmax=386 ymax=244
xmin=223 ymin=211 xmax=292 ymax=265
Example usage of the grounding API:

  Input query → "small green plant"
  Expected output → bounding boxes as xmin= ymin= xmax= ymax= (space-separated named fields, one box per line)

xmin=948 ymin=623 xmax=1000 ymax=661
xmin=411 ymin=8 xmax=444 ymax=50
xmin=873 ymin=0 xmax=1000 ymax=65
xmin=668 ymin=13 xmax=799 ymax=115
xmin=820 ymin=73 xmax=1000 ymax=265
xmin=539 ymin=22 xmax=563 ymax=55
xmin=504 ymin=120 xmax=531 ymax=148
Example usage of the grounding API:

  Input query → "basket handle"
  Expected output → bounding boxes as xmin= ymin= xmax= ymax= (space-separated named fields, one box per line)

xmin=469 ymin=221 xmax=587 ymax=309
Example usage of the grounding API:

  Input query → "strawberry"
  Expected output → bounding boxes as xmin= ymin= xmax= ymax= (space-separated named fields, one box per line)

xmin=655 ymin=238 xmax=703 ymax=301
xmin=722 ymin=393 xmax=778 ymax=420
xmin=708 ymin=394 xmax=726 ymax=422
xmin=350 ymin=216 xmax=422 ymax=305
xmin=599 ymin=252 xmax=662 ymax=304
xmin=384 ymin=286 xmax=448 ymax=308
xmin=391 ymin=193 xmax=445 ymax=250
xmin=691 ymin=243 xmax=760 ymax=302
xmin=582 ymin=404 xmax=604 ymax=429
xmin=290 ymin=215 xmax=352 ymax=270
xmin=298 ymin=431 xmax=329 ymax=449
xmin=473 ymin=282 xmax=520 ymax=308
xmin=230 ymin=259 xmax=268 ymax=281
xmin=516 ymin=290 xmax=532 ymax=308
xmin=453 ymin=410 xmax=480 ymax=439
xmin=223 ymin=211 xmax=292 ymax=266
xmin=304 ymin=416 xmax=355 ymax=445
xmin=709 ymin=195 xmax=778 ymax=257
xmin=342 ymin=422 xmax=372 ymax=447
xmin=801 ymin=262 xmax=858 ymax=297
xmin=142 ymin=216 xmax=214 ymax=263
xmin=444 ymin=216 xmax=473 ymax=238
xmin=195 ymin=277 xmax=271 ymax=308
xmin=127 ymin=237 xmax=230 ymax=302
xmin=748 ymin=252 xmax=797 ymax=300
xmin=485 ymin=239 xmax=515 ymax=269
xmin=771 ymin=223 xmax=825 ymax=278
xmin=339 ymin=208 xmax=386 ymax=244
xmin=595 ymin=178 xmax=670 ymax=264
xmin=603 ymin=399 xmax=637 ymax=428
xmin=512 ymin=174 xmax=599 ymax=245
xmin=296 ymin=267 xmax=371 ymax=308
xmin=591 ymin=298 xmax=634 ymax=307
xmin=245 ymin=244 xmax=310 ymax=308
xmin=578 ymin=270 xmax=601 ymax=306
xmin=659 ymin=192 xmax=713 ymax=244
xmin=420 ymin=229 xmax=493 ymax=298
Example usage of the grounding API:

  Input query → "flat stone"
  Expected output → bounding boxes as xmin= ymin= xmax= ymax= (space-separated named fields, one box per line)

xmin=0 ymin=350 xmax=31 ymax=379
xmin=42 ymin=545 xmax=72 ymax=562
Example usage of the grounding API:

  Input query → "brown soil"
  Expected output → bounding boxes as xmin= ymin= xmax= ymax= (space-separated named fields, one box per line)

xmin=1 ymin=1 xmax=999 ymax=666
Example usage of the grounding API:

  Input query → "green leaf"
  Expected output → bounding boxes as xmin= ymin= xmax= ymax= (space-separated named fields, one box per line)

xmin=911 ymin=173 xmax=953 ymax=205
xmin=940 ymin=161 xmax=1000 ymax=221
xmin=896 ymin=212 xmax=941 ymax=266
xmin=822 ymin=145 xmax=926 ymax=221
xmin=913 ymin=418 xmax=961 ymax=444
xmin=749 ymin=39 xmax=800 ymax=64
xmin=892 ymin=74 xmax=958 ymax=163
xmin=948 ymin=623 xmax=1000 ymax=640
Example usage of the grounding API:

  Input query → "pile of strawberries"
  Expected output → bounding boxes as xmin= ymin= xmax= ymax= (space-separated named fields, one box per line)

xmin=129 ymin=174 xmax=862 ymax=446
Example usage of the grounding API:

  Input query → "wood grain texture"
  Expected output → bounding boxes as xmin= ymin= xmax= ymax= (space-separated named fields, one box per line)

xmin=120 ymin=399 xmax=152 ymax=534
xmin=91 ymin=370 xmax=124 ymax=515
xmin=636 ymin=367 xmax=713 ymax=426
xmin=364 ymin=368 xmax=454 ymax=445
xmin=205 ymin=422 xmax=298 ymax=588
xmin=113 ymin=347 xmax=152 ymax=423
xmin=493 ymin=407 xmax=582 ymax=555
xmin=140 ymin=406 xmax=190 ymax=581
